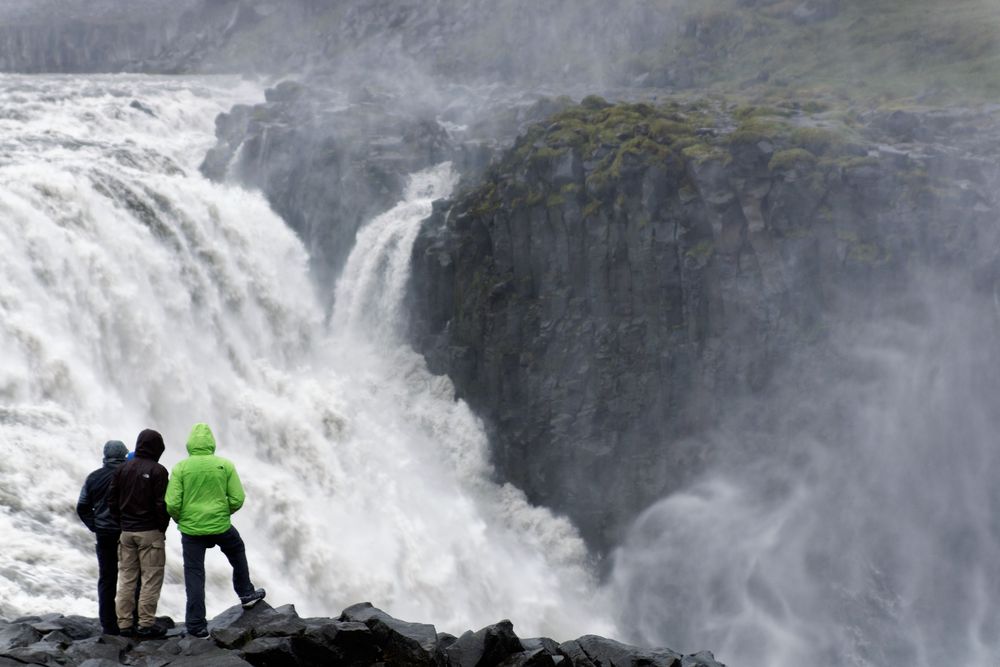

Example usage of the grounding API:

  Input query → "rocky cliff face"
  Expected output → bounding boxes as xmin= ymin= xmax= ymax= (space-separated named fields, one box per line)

xmin=201 ymin=82 xmax=455 ymax=288
xmin=0 ymin=0 xmax=289 ymax=74
xmin=200 ymin=81 xmax=585 ymax=290
xmin=408 ymin=97 xmax=1000 ymax=550
xmin=0 ymin=21 xmax=171 ymax=73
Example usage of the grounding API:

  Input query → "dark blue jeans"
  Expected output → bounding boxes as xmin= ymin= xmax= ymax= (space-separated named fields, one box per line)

xmin=180 ymin=526 xmax=255 ymax=633
xmin=95 ymin=531 xmax=120 ymax=634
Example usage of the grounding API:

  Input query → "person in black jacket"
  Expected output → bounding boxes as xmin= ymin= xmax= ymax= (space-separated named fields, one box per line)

xmin=108 ymin=429 xmax=170 ymax=639
xmin=77 ymin=440 xmax=129 ymax=635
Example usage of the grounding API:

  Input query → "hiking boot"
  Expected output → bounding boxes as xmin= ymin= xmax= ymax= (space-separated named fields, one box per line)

xmin=185 ymin=627 xmax=209 ymax=638
xmin=119 ymin=626 xmax=135 ymax=638
xmin=239 ymin=588 xmax=266 ymax=609
xmin=136 ymin=624 xmax=167 ymax=639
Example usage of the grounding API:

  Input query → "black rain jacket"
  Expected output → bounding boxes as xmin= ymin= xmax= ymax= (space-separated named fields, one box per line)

xmin=108 ymin=429 xmax=170 ymax=533
xmin=77 ymin=450 xmax=127 ymax=534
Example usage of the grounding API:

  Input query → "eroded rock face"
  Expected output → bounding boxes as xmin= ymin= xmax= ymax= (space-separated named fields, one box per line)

xmin=0 ymin=0 xmax=212 ymax=73
xmin=409 ymin=98 xmax=1000 ymax=551
xmin=201 ymin=81 xmax=454 ymax=289
xmin=0 ymin=603 xmax=724 ymax=667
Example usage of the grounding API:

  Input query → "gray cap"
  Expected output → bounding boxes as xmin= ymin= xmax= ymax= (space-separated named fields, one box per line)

xmin=103 ymin=440 xmax=128 ymax=463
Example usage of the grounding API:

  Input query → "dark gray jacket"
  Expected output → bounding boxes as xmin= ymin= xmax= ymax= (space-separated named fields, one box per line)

xmin=77 ymin=440 xmax=128 ymax=534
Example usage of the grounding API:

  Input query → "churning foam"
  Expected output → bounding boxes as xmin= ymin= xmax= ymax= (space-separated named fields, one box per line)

xmin=0 ymin=74 xmax=611 ymax=639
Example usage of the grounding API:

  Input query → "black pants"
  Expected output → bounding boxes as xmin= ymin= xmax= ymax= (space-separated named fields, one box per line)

xmin=95 ymin=531 xmax=121 ymax=634
xmin=181 ymin=526 xmax=255 ymax=633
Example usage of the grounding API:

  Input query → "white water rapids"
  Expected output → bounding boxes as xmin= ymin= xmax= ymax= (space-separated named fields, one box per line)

xmin=0 ymin=75 xmax=612 ymax=639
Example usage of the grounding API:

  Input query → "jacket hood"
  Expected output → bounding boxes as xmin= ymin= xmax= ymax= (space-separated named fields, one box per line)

xmin=186 ymin=423 xmax=217 ymax=456
xmin=102 ymin=439 xmax=128 ymax=465
xmin=135 ymin=429 xmax=165 ymax=461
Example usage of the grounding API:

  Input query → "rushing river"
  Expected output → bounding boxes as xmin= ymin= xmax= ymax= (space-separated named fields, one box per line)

xmin=0 ymin=75 xmax=611 ymax=639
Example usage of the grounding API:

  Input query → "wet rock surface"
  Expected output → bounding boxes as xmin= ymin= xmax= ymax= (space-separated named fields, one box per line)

xmin=201 ymin=80 xmax=454 ymax=288
xmin=408 ymin=98 xmax=1000 ymax=551
xmin=200 ymin=80 xmax=590 ymax=291
xmin=0 ymin=603 xmax=724 ymax=667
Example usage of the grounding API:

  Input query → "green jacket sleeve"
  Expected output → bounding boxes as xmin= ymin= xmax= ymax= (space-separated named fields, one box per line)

xmin=227 ymin=462 xmax=245 ymax=514
xmin=165 ymin=462 xmax=183 ymax=520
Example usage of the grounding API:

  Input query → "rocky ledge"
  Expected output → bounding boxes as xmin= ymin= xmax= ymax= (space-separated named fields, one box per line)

xmin=0 ymin=602 xmax=723 ymax=667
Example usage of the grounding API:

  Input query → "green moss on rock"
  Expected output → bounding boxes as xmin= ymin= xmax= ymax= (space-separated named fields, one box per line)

xmin=769 ymin=147 xmax=817 ymax=172
xmin=728 ymin=117 xmax=790 ymax=145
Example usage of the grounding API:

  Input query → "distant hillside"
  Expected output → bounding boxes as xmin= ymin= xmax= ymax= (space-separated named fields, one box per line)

xmin=195 ymin=0 xmax=1000 ymax=103
xmin=2 ymin=0 xmax=998 ymax=105
xmin=634 ymin=0 xmax=1000 ymax=104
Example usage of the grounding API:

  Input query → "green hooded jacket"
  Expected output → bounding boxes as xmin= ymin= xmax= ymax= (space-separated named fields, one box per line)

xmin=165 ymin=423 xmax=245 ymax=536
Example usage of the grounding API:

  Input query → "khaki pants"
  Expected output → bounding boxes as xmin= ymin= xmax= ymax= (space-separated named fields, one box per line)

xmin=116 ymin=530 xmax=165 ymax=629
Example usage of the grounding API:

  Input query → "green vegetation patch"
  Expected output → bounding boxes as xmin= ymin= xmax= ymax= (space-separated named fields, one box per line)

xmin=727 ymin=117 xmax=791 ymax=145
xmin=768 ymin=148 xmax=818 ymax=172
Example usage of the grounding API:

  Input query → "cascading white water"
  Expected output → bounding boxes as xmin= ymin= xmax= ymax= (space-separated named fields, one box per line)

xmin=0 ymin=74 xmax=612 ymax=639
xmin=332 ymin=164 xmax=455 ymax=339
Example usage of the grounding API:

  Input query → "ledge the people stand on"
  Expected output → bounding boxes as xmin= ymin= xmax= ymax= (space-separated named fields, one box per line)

xmin=0 ymin=600 xmax=725 ymax=667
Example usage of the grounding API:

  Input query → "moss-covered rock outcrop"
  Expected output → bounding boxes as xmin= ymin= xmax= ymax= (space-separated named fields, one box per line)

xmin=409 ymin=97 xmax=1000 ymax=551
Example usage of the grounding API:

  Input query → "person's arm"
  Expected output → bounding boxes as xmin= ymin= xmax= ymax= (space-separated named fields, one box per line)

xmin=226 ymin=462 xmax=245 ymax=514
xmin=154 ymin=466 xmax=170 ymax=533
xmin=164 ymin=463 xmax=183 ymax=521
xmin=76 ymin=480 xmax=96 ymax=532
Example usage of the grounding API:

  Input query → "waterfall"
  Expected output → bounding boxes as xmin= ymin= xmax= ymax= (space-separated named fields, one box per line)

xmin=0 ymin=74 xmax=611 ymax=639
xmin=332 ymin=163 xmax=456 ymax=341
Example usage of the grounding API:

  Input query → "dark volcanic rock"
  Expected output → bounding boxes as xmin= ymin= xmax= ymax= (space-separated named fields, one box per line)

xmin=559 ymin=636 xmax=682 ymax=667
xmin=201 ymin=81 xmax=453 ymax=289
xmin=0 ymin=622 xmax=42 ymax=650
xmin=446 ymin=620 xmax=523 ymax=667
xmin=242 ymin=636 xmax=297 ymax=666
xmin=341 ymin=602 xmax=437 ymax=666
xmin=0 ymin=603 xmax=716 ymax=667
xmin=409 ymin=99 xmax=1000 ymax=551
xmin=498 ymin=648 xmax=562 ymax=667
xmin=296 ymin=618 xmax=379 ymax=666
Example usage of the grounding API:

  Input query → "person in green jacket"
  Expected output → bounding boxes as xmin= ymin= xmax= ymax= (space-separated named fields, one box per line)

xmin=165 ymin=423 xmax=265 ymax=638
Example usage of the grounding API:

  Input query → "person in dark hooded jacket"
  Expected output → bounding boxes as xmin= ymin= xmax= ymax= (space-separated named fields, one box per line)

xmin=107 ymin=429 xmax=170 ymax=639
xmin=77 ymin=439 xmax=129 ymax=635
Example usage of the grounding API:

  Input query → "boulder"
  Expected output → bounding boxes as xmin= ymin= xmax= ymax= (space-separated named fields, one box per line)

xmin=445 ymin=620 xmax=523 ymax=667
xmin=341 ymin=602 xmax=438 ymax=665
xmin=559 ymin=636 xmax=683 ymax=667
xmin=498 ymin=648 xmax=563 ymax=667
xmin=212 ymin=625 xmax=254 ymax=650
xmin=520 ymin=638 xmax=560 ymax=655
xmin=295 ymin=618 xmax=379 ymax=666
xmin=254 ymin=614 xmax=307 ymax=639
xmin=65 ymin=636 xmax=124 ymax=664
xmin=167 ymin=651 xmax=254 ymax=666
xmin=1 ymin=643 xmax=64 ymax=665
xmin=0 ymin=623 xmax=42 ymax=651
xmin=682 ymin=651 xmax=725 ymax=667
xmin=241 ymin=636 xmax=297 ymax=666
xmin=209 ymin=602 xmax=281 ymax=632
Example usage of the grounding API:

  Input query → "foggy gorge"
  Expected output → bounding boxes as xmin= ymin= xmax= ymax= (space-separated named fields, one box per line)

xmin=2 ymin=1 xmax=1000 ymax=666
